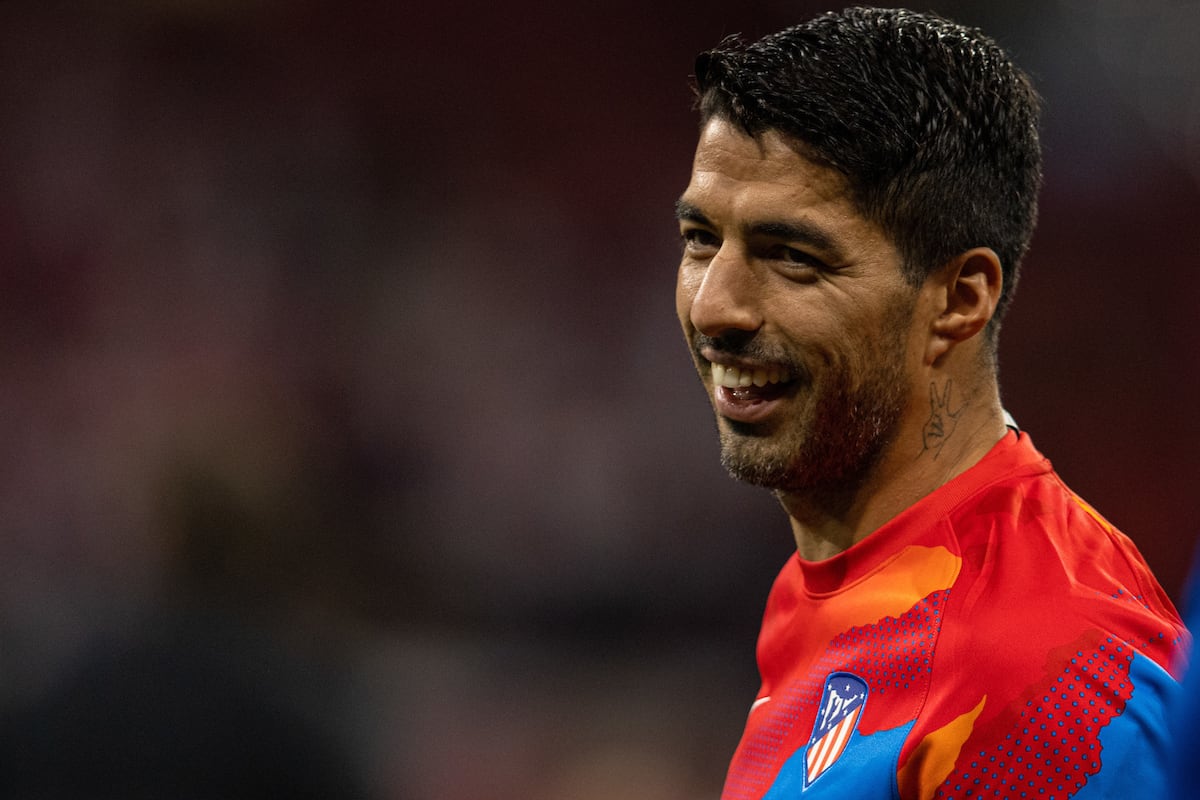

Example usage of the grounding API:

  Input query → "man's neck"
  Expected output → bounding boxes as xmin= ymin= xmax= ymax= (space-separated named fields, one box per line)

xmin=779 ymin=387 xmax=1008 ymax=562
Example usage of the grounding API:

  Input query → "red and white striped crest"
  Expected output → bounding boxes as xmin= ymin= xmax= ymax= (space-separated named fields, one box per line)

xmin=805 ymin=673 xmax=868 ymax=788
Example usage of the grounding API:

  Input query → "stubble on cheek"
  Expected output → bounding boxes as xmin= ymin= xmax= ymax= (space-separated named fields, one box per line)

xmin=713 ymin=321 xmax=913 ymax=495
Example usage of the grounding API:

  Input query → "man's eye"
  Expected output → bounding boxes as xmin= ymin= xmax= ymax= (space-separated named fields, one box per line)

xmin=681 ymin=228 xmax=719 ymax=251
xmin=777 ymin=246 xmax=824 ymax=269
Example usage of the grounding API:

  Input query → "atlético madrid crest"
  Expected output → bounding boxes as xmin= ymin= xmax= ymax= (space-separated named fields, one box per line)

xmin=804 ymin=672 xmax=869 ymax=788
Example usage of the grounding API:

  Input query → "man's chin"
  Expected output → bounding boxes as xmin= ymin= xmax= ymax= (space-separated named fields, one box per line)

xmin=718 ymin=440 xmax=798 ymax=491
xmin=717 ymin=431 xmax=880 ymax=496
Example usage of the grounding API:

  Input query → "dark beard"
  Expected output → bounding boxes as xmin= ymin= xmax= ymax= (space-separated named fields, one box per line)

xmin=718 ymin=371 xmax=906 ymax=495
xmin=713 ymin=300 xmax=913 ymax=496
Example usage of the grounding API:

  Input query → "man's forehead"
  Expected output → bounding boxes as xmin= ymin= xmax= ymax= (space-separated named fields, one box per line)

xmin=686 ymin=118 xmax=849 ymax=207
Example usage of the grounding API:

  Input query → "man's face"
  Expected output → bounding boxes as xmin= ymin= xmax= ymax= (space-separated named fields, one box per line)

xmin=675 ymin=118 xmax=926 ymax=494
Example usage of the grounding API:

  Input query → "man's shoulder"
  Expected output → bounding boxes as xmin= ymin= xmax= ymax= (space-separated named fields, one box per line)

xmin=946 ymin=458 xmax=1162 ymax=599
xmin=934 ymin=457 xmax=1187 ymax=682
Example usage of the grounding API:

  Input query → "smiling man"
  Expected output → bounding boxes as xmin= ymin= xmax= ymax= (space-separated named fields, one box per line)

xmin=674 ymin=8 xmax=1189 ymax=799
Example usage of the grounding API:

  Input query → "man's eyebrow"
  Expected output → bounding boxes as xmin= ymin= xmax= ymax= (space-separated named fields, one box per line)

xmin=674 ymin=199 xmax=709 ymax=224
xmin=748 ymin=220 xmax=842 ymax=260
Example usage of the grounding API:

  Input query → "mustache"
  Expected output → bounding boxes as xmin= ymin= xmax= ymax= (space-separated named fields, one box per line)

xmin=693 ymin=333 xmax=805 ymax=374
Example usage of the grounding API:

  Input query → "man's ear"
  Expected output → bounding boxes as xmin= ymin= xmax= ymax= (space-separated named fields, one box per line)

xmin=925 ymin=247 xmax=1002 ymax=365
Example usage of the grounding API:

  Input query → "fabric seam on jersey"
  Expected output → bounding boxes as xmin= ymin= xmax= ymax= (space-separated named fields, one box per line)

xmin=1049 ymin=470 xmax=1166 ymax=610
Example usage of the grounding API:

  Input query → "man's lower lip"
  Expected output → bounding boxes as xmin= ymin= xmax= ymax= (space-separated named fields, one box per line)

xmin=714 ymin=385 xmax=785 ymax=423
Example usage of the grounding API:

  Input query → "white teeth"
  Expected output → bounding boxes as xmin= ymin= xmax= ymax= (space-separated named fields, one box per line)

xmin=710 ymin=363 xmax=791 ymax=388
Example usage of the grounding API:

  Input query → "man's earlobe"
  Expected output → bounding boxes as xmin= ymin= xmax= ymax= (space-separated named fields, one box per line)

xmin=927 ymin=248 xmax=1003 ymax=363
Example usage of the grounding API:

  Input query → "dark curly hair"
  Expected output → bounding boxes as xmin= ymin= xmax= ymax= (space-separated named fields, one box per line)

xmin=693 ymin=6 xmax=1043 ymax=344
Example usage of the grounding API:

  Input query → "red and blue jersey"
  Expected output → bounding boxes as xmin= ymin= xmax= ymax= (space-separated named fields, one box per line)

xmin=722 ymin=430 xmax=1189 ymax=799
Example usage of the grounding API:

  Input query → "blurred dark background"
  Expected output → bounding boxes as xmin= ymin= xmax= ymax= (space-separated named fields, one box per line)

xmin=0 ymin=1 xmax=1197 ymax=798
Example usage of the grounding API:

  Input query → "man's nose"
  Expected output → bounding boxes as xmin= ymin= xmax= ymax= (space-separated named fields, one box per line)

xmin=688 ymin=246 xmax=763 ymax=338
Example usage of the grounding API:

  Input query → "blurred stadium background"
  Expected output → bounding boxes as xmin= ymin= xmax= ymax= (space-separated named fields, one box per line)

xmin=1 ymin=1 xmax=1197 ymax=797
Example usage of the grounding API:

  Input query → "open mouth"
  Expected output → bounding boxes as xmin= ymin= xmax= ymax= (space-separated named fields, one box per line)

xmin=709 ymin=363 xmax=795 ymax=419
xmin=711 ymin=363 xmax=793 ymax=389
